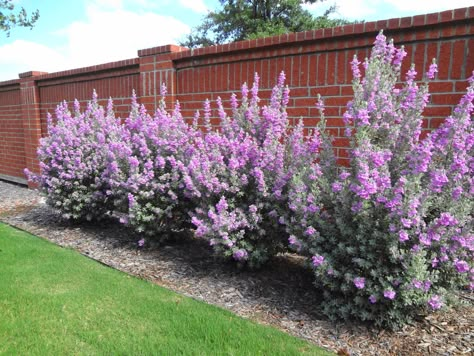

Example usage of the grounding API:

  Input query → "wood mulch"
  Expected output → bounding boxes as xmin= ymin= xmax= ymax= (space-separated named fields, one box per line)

xmin=0 ymin=180 xmax=472 ymax=355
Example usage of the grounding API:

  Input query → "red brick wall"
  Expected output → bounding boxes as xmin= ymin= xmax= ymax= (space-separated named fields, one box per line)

xmin=37 ymin=59 xmax=140 ymax=135
xmin=0 ymin=81 xmax=25 ymax=183
xmin=173 ymin=6 xmax=474 ymax=163
xmin=0 ymin=6 xmax=472 ymax=185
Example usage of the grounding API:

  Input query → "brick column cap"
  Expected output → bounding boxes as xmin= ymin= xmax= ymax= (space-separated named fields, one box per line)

xmin=138 ymin=44 xmax=188 ymax=57
xmin=19 ymin=71 xmax=49 ymax=79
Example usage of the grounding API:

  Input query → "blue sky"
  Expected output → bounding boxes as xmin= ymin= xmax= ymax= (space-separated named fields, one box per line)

xmin=0 ymin=0 xmax=472 ymax=82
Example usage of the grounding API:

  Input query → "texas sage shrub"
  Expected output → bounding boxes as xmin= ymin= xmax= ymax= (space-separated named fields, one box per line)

xmin=187 ymin=73 xmax=320 ymax=268
xmin=104 ymin=89 xmax=198 ymax=238
xmin=25 ymin=91 xmax=121 ymax=221
xmin=286 ymin=31 xmax=473 ymax=328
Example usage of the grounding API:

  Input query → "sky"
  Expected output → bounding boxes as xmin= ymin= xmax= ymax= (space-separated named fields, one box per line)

xmin=0 ymin=0 xmax=472 ymax=82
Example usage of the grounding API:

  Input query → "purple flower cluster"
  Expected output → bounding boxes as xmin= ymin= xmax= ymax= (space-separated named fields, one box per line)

xmin=383 ymin=290 xmax=396 ymax=300
xmin=312 ymin=254 xmax=325 ymax=267
xmin=354 ymin=277 xmax=365 ymax=289
xmin=427 ymin=295 xmax=443 ymax=310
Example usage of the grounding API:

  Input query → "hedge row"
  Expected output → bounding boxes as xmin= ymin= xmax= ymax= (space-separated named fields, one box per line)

xmin=26 ymin=32 xmax=473 ymax=329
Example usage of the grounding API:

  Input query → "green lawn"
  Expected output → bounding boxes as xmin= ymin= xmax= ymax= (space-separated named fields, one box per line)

xmin=0 ymin=223 xmax=331 ymax=355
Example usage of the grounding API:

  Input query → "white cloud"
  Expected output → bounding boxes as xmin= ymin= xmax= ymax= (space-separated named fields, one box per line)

xmin=0 ymin=40 xmax=67 ymax=80
xmin=92 ymin=0 xmax=124 ymax=9
xmin=61 ymin=3 xmax=190 ymax=68
xmin=382 ymin=0 xmax=474 ymax=13
xmin=0 ymin=1 xmax=191 ymax=81
xmin=335 ymin=0 xmax=378 ymax=20
xmin=305 ymin=0 xmax=378 ymax=21
xmin=130 ymin=0 xmax=209 ymax=13
xmin=121 ymin=0 xmax=168 ymax=9
xmin=305 ymin=0 xmax=473 ymax=21
xmin=178 ymin=0 xmax=208 ymax=14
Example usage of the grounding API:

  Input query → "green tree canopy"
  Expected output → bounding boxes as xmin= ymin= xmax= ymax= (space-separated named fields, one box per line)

xmin=181 ymin=0 xmax=351 ymax=48
xmin=0 ymin=0 xmax=39 ymax=37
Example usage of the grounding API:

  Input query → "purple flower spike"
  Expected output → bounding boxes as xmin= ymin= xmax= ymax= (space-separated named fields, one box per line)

xmin=426 ymin=59 xmax=438 ymax=80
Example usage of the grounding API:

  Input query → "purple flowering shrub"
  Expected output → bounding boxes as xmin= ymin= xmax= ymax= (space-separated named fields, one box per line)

xmin=104 ymin=89 xmax=198 ymax=237
xmin=286 ymin=31 xmax=473 ymax=328
xmin=25 ymin=91 xmax=121 ymax=221
xmin=188 ymin=73 xmax=319 ymax=268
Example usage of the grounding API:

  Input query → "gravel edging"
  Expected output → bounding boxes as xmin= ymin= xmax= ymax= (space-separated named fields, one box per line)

xmin=1 ymin=180 xmax=472 ymax=355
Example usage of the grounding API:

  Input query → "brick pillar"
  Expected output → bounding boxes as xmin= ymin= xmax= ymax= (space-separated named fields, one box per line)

xmin=19 ymin=71 xmax=47 ymax=188
xmin=137 ymin=44 xmax=186 ymax=111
